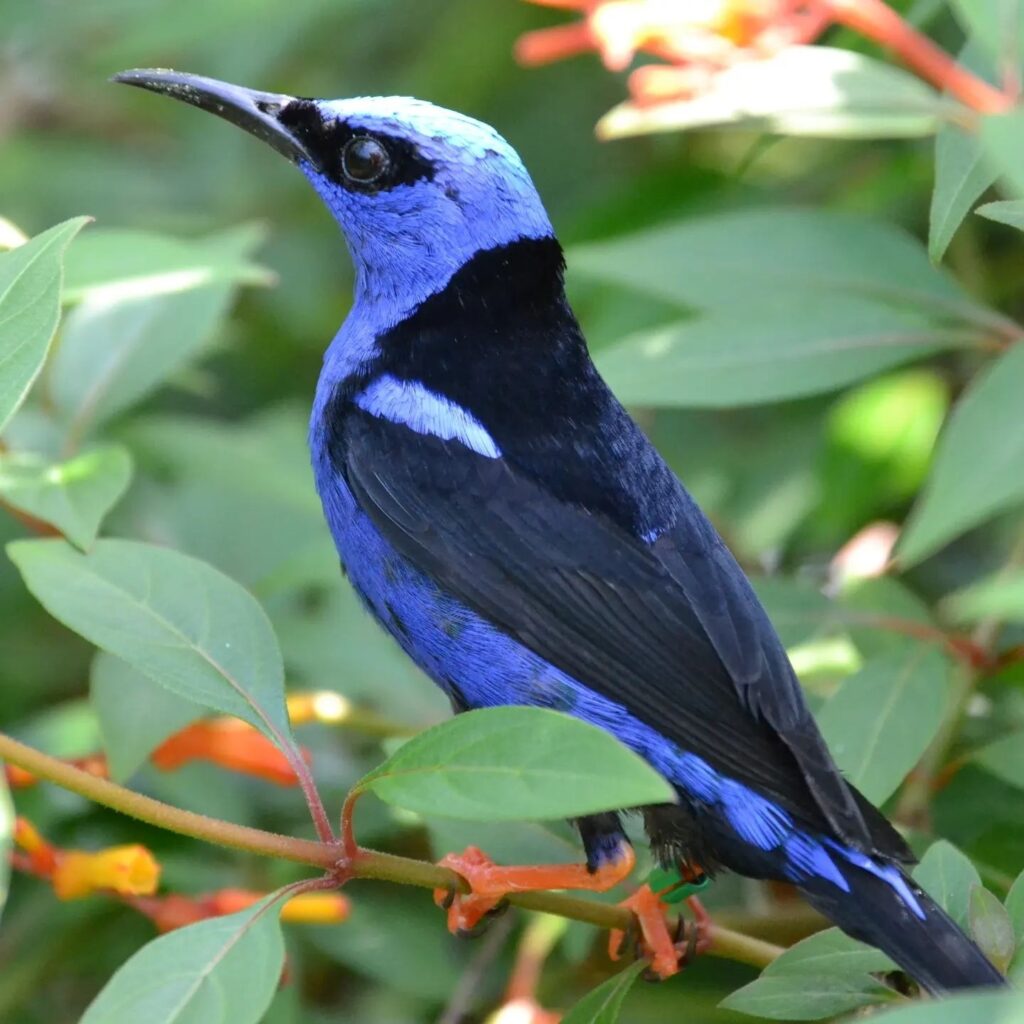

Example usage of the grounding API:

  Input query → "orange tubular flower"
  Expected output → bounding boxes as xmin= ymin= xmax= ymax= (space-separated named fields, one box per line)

xmin=150 ymin=718 xmax=303 ymax=786
xmin=516 ymin=0 xmax=1012 ymax=114
xmin=14 ymin=818 xmax=161 ymax=900
xmin=13 ymin=817 xmax=57 ymax=875
xmin=53 ymin=844 xmax=161 ymax=901
xmin=6 ymin=721 xmax=307 ymax=789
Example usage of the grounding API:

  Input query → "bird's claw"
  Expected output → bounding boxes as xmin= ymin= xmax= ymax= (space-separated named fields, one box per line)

xmin=454 ymin=898 xmax=510 ymax=938
xmin=610 ymin=885 xmax=711 ymax=980
xmin=432 ymin=846 xmax=511 ymax=934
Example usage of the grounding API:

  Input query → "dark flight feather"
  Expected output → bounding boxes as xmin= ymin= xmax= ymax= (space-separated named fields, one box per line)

xmin=338 ymin=406 xmax=909 ymax=861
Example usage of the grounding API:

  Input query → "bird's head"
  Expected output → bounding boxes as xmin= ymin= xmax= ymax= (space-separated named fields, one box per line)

xmin=113 ymin=70 xmax=555 ymax=323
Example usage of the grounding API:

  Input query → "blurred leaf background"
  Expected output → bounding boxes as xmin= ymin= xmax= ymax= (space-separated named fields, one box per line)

xmin=1 ymin=0 xmax=1023 ymax=1021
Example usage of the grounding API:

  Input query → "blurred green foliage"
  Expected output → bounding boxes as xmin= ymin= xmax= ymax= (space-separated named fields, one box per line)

xmin=2 ymin=0 xmax=1024 ymax=1021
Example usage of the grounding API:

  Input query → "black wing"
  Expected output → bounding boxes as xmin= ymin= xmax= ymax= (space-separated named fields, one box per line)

xmin=342 ymin=409 xmax=901 ymax=856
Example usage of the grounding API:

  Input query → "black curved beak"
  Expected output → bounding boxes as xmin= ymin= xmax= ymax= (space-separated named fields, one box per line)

xmin=111 ymin=68 xmax=311 ymax=165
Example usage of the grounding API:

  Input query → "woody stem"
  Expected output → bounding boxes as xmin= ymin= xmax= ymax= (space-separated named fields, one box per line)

xmin=0 ymin=730 xmax=783 ymax=969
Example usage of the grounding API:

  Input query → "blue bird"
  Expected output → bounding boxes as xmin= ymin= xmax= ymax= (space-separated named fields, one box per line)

xmin=114 ymin=69 xmax=1005 ymax=991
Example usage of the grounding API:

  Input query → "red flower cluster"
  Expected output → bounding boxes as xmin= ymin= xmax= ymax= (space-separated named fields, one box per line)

xmin=516 ymin=0 xmax=1011 ymax=114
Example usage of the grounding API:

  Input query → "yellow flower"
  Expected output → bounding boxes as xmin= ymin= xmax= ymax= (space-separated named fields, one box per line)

xmin=205 ymin=888 xmax=350 ymax=924
xmin=280 ymin=892 xmax=351 ymax=924
xmin=53 ymin=844 xmax=161 ymax=901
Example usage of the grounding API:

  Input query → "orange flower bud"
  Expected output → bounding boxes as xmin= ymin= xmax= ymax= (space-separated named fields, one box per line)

xmin=13 ymin=816 xmax=58 ymax=874
xmin=7 ymin=755 xmax=109 ymax=789
xmin=208 ymin=888 xmax=264 ymax=916
xmin=14 ymin=816 xmax=48 ymax=854
xmin=151 ymin=719 xmax=301 ymax=786
xmin=53 ymin=844 xmax=161 ymax=900
xmin=6 ymin=765 xmax=37 ymax=789
xmin=142 ymin=894 xmax=211 ymax=933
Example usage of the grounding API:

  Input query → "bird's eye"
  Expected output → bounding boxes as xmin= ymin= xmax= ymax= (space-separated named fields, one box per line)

xmin=341 ymin=136 xmax=390 ymax=185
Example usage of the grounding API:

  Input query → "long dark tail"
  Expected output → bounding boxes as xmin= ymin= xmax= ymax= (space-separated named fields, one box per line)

xmin=800 ymin=858 xmax=1006 ymax=993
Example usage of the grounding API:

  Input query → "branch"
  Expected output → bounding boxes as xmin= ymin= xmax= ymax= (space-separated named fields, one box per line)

xmin=0 ymin=731 xmax=783 ymax=969
xmin=0 ymin=731 xmax=331 ymax=867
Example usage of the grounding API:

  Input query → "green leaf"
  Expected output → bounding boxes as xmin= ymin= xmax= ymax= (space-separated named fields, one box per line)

xmin=928 ymin=43 xmax=999 ymax=263
xmin=762 ymin=927 xmax=894 ymax=978
xmin=977 ymin=199 xmax=1024 ymax=231
xmin=560 ymin=961 xmax=646 ymax=1024
xmin=0 ymin=217 xmax=89 ymax=433
xmin=596 ymin=300 xmax=966 ymax=408
xmin=80 ymin=892 xmax=285 ymax=1024
xmin=90 ymin=652 xmax=200 ymax=782
xmin=0 ymin=446 xmax=132 ymax=549
xmin=815 ymin=648 xmax=952 ymax=804
xmin=969 ymin=884 xmax=1015 ymax=971
xmin=1006 ymin=869 xmax=1024 ymax=943
xmin=570 ymin=208 xmax=971 ymax=315
xmin=913 ymin=840 xmax=982 ymax=928
xmin=971 ymin=731 xmax=1024 ymax=791
xmin=982 ymin=110 xmax=1024 ymax=197
xmin=949 ymin=1 xmax=1024 ymax=67
xmin=0 ymin=763 xmax=12 ymax=923
xmin=930 ymin=124 xmax=997 ymax=262
xmin=598 ymin=47 xmax=942 ymax=141
xmin=838 ymin=576 xmax=934 ymax=659
xmin=899 ymin=344 xmax=1024 ymax=564
xmin=865 ymin=990 xmax=1024 ymax=1023
xmin=819 ymin=370 xmax=948 ymax=533
xmin=62 ymin=226 xmax=272 ymax=304
xmin=7 ymin=538 xmax=295 ymax=755
xmin=720 ymin=974 xmax=893 ymax=1020
xmin=48 ymin=228 xmax=262 ymax=441
xmin=943 ymin=571 xmax=1024 ymax=624
xmin=356 ymin=707 xmax=675 ymax=821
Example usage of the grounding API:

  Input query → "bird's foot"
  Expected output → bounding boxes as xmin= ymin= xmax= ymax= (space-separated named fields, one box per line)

xmin=433 ymin=844 xmax=636 ymax=936
xmin=609 ymin=885 xmax=682 ymax=979
xmin=685 ymin=893 xmax=713 ymax=957
xmin=609 ymin=883 xmax=712 ymax=980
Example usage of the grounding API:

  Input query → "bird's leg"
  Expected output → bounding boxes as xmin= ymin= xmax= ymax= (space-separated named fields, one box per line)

xmin=433 ymin=843 xmax=636 ymax=934
xmin=609 ymin=859 xmax=711 ymax=979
